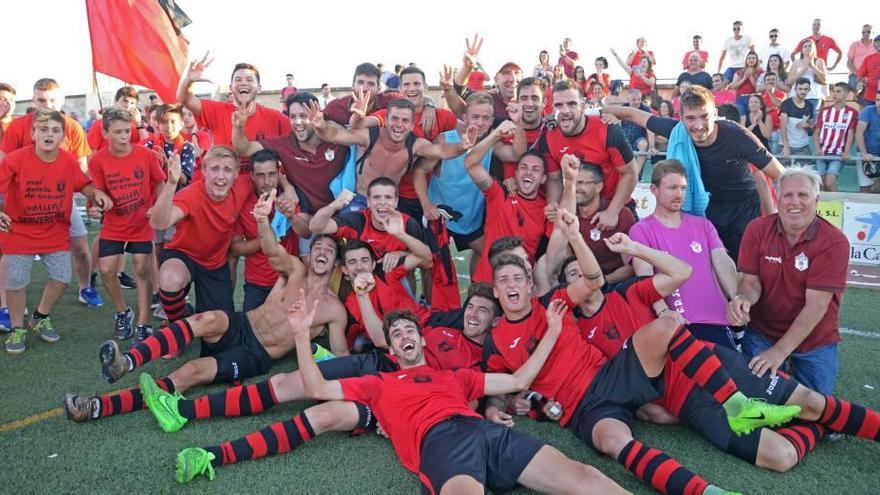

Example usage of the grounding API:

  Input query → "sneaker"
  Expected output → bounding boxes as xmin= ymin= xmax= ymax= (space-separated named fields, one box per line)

xmin=135 ymin=324 xmax=153 ymax=342
xmin=115 ymin=308 xmax=134 ymax=340
xmin=150 ymin=293 xmax=161 ymax=310
xmin=79 ymin=287 xmax=104 ymax=307
xmin=311 ymin=342 xmax=335 ymax=362
xmin=175 ymin=448 xmax=216 ymax=483
xmin=5 ymin=328 xmax=26 ymax=354
xmin=140 ymin=372 xmax=188 ymax=433
xmin=118 ymin=272 xmax=137 ymax=289
xmin=726 ymin=393 xmax=802 ymax=436
xmin=63 ymin=393 xmax=96 ymax=422
xmin=31 ymin=316 xmax=60 ymax=343
xmin=0 ymin=307 xmax=10 ymax=332
xmin=99 ymin=340 xmax=130 ymax=383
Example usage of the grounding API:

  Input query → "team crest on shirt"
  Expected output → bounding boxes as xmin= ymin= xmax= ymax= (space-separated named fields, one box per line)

xmin=690 ymin=241 xmax=703 ymax=254
xmin=438 ymin=341 xmax=454 ymax=352
xmin=133 ymin=167 xmax=144 ymax=180
xmin=590 ymin=228 xmax=601 ymax=241
xmin=324 ymin=148 xmax=335 ymax=161
xmin=794 ymin=252 xmax=809 ymax=271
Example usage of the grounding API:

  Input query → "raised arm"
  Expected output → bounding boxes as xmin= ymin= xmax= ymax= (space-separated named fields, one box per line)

xmin=378 ymin=211 xmax=432 ymax=267
xmin=231 ymin=100 xmax=264 ymax=157
xmin=610 ymin=49 xmax=634 ymax=75
xmin=290 ymin=293 xmax=345 ymax=401
xmin=176 ymin=52 xmax=214 ymax=116
xmin=352 ymin=273 xmax=387 ymax=350
xmin=602 ymin=105 xmax=652 ymax=129
xmin=254 ymin=190 xmax=303 ymax=277
xmin=148 ymin=154 xmax=185 ymax=230
xmin=308 ymin=102 xmax=370 ymax=147
xmin=308 ymin=189 xmax=354 ymax=234
xmin=606 ymin=233 xmax=692 ymax=296
xmin=556 ymin=209 xmax=605 ymax=304
xmin=463 ymin=122 xmax=512 ymax=190
xmin=439 ymin=65 xmax=467 ymax=119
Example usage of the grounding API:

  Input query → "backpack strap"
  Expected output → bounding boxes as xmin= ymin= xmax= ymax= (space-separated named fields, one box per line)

xmin=356 ymin=126 xmax=381 ymax=175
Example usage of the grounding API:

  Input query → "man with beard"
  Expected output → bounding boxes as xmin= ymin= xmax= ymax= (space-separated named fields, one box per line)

xmin=497 ymin=78 xmax=549 ymax=184
xmin=177 ymin=55 xmax=290 ymax=171
xmin=63 ymin=192 xmax=346 ymax=422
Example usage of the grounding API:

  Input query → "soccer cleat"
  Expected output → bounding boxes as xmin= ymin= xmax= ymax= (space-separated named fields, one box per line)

xmin=726 ymin=396 xmax=801 ymax=436
xmin=118 ymin=272 xmax=137 ymax=289
xmin=175 ymin=448 xmax=216 ymax=483
xmin=135 ymin=324 xmax=153 ymax=343
xmin=99 ymin=340 xmax=130 ymax=383
xmin=31 ymin=316 xmax=60 ymax=343
xmin=702 ymin=485 xmax=742 ymax=495
xmin=5 ymin=328 xmax=27 ymax=354
xmin=140 ymin=372 xmax=188 ymax=433
xmin=0 ymin=307 xmax=10 ymax=332
xmin=79 ymin=287 xmax=104 ymax=307
xmin=115 ymin=309 xmax=134 ymax=340
xmin=311 ymin=342 xmax=335 ymax=362
xmin=63 ymin=393 xmax=96 ymax=422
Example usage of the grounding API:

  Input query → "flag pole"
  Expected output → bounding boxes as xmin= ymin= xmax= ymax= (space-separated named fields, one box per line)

xmin=92 ymin=69 xmax=104 ymax=112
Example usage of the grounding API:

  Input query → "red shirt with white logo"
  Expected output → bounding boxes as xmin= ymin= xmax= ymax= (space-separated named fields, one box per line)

xmin=197 ymin=100 xmax=290 ymax=171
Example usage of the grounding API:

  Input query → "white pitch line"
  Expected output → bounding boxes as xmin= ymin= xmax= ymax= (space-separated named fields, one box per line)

xmin=840 ymin=327 xmax=880 ymax=339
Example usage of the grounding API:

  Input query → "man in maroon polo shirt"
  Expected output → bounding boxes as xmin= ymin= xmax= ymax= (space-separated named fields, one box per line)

xmin=728 ymin=167 xmax=849 ymax=395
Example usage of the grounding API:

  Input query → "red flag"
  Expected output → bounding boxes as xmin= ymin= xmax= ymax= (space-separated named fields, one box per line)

xmin=86 ymin=0 xmax=189 ymax=102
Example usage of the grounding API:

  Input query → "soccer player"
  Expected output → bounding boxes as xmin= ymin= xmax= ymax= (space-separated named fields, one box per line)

xmin=63 ymin=191 xmax=345 ymax=421
xmin=86 ymin=86 xmax=150 ymax=151
xmin=0 ymin=109 xmax=112 ymax=353
xmin=87 ymin=109 xmax=166 ymax=340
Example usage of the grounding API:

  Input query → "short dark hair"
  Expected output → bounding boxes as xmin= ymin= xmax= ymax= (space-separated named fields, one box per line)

xmin=693 ymin=34 xmax=703 ymax=40
xmin=386 ymin=98 xmax=416 ymax=117
xmin=155 ymin=103 xmax=183 ymax=123
xmin=321 ymin=83 xmax=329 ymax=89
xmin=367 ymin=176 xmax=398 ymax=196
xmin=795 ymin=77 xmax=811 ymax=88
xmin=464 ymin=282 xmax=501 ymax=318
xmin=595 ymin=56 xmax=609 ymax=69
xmin=232 ymin=63 xmax=261 ymax=84
xmin=517 ymin=77 xmax=545 ymax=96
xmin=310 ymin=234 xmax=340 ymax=261
xmin=716 ymin=103 xmax=740 ymax=121
xmin=286 ymin=73 xmax=294 ymax=78
xmin=553 ymin=79 xmax=584 ymax=98
xmin=488 ymin=236 xmax=523 ymax=263
xmin=518 ymin=150 xmax=547 ymax=172
xmin=679 ymin=86 xmax=715 ymax=111
xmin=114 ymin=86 xmax=138 ymax=102
xmin=0 ymin=83 xmax=15 ymax=95
xmin=382 ymin=310 xmax=421 ymax=346
xmin=580 ymin=162 xmax=604 ymax=182
xmin=833 ymin=81 xmax=851 ymax=92
xmin=353 ymin=63 xmax=382 ymax=84
xmin=33 ymin=78 xmax=60 ymax=92
xmin=285 ymin=91 xmax=318 ymax=114
xmin=557 ymin=256 xmax=579 ymax=285
xmin=492 ymin=253 xmax=529 ymax=278
xmin=341 ymin=239 xmax=376 ymax=262
xmin=651 ymin=159 xmax=687 ymax=186
xmin=399 ymin=66 xmax=426 ymax=83
xmin=250 ymin=148 xmax=280 ymax=166
xmin=102 ymin=107 xmax=132 ymax=132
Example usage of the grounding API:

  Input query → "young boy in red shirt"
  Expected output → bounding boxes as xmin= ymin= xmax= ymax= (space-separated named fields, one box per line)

xmin=88 ymin=109 xmax=167 ymax=341
xmin=0 ymin=109 xmax=112 ymax=353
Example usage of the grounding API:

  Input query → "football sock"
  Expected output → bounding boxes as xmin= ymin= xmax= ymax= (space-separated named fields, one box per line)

xmin=668 ymin=325 xmax=738 ymax=407
xmin=775 ymin=420 xmax=826 ymax=463
xmin=205 ymin=412 xmax=315 ymax=467
xmin=178 ymin=380 xmax=279 ymax=420
xmin=126 ymin=320 xmax=194 ymax=368
xmin=618 ymin=439 xmax=710 ymax=495
xmin=819 ymin=396 xmax=880 ymax=441
xmin=159 ymin=288 xmax=187 ymax=321
xmin=96 ymin=376 xmax=175 ymax=418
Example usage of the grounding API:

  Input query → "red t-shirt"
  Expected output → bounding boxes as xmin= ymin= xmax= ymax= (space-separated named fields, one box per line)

xmin=681 ymin=50 xmax=709 ymax=69
xmin=0 ymin=147 xmax=90 ymax=254
xmin=340 ymin=365 xmax=485 ymax=481
xmin=501 ymin=125 xmax=546 ymax=179
xmin=738 ymin=215 xmax=849 ymax=352
xmin=857 ymin=53 xmax=880 ymax=101
xmin=234 ymin=193 xmax=299 ymax=287
xmin=323 ymin=92 xmax=399 ymax=127
xmin=86 ymin=121 xmax=140 ymax=151
xmin=165 ymin=175 xmax=254 ymax=269
xmin=472 ymin=181 xmax=550 ymax=283
xmin=423 ymin=326 xmax=483 ymax=371
xmin=259 ymin=134 xmax=348 ymax=213
xmin=629 ymin=70 xmax=655 ymax=96
xmin=559 ymin=50 xmax=579 ymax=77
xmin=575 ymin=278 xmax=661 ymax=358
xmin=370 ymin=107 xmax=458 ymax=199
xmin=333 ymin=209 xmax=428 ymax=260
xmin=578 ymin=200 xmax=635 ymax=275
xmin=733 ymin=68 xmax=763 ymax=95
xmin=197 ymin=99 xmax=290 ymax=170
xmin=795 ymin=35 xmax=841 ymax=63
xmin=1 ymin=113 xmax=91 ymax=159
xmin=761 ymin=90 xmax=787 ymax=129
xmin=88 ymin=145 xmax=166 ymax=242
xmin=482 ymin=287 xmax=607 ymax=426
xmin=541 ymin=118 xmax=635 ymax=201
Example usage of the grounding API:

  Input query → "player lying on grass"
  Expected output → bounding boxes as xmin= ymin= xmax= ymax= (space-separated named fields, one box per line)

xmin=162 ymin=292 xmax=628 ymax=494
xmin=63 ymin=192 xmax=345 ymax=422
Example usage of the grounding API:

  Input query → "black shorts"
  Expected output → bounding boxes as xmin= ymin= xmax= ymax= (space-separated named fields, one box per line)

xmin=687 ymin=323 xmax=737 ymax=350
xmin=570 ymin=340 xmax=663 ymax=449
xmin=705 ymin=193 xmax=760 ymax=263
xmin=316 ymin=351 xmax=399 ymax=380
xmin=242 ymin=282 xmax=272 ymax=312
xmin=677 ymin=345 xmax=798 ymax=464
xmin=160 ymin=249 xmax=234 ymax=313
xmin=419 ymin=415 xmax=545 ymax=495
xmin=397 ymin=196 xmax=424 ymax=221
xmin=98 ymin=239 xmax=153 ymax=257
xmin=449 ymin=224 xmax=484 ymax=251
xmin=200 ymin=311 xmax=272 ymax=383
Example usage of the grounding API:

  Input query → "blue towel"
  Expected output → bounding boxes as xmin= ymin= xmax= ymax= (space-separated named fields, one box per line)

xmin=666 ymin=122 xmax=710 ymax=216
xmin=270 ymin=207 xmax=289 ymax=239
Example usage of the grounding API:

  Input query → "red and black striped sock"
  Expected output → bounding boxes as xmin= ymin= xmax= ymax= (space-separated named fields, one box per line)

xmin=819 ymin=396 xmax=880 ymax=441
xmin=97 ymin=377 xmax=175 ymax=417
xmin=205 ymin=412 xmax=315 ymax=467
xmin=775 ymin=420 xmax=826 ymax=463
xmin=160 ymin=288 xmax=187 ymax=321
xmin=126 ymin=320 xmax=194 ymax=368
xmin=178 ymin=380 xmax=279 ymax=420
xmin=667 ymin=325 xmax=738 ymax=405
xmin=617 ymin=439 xmax=709 ymax=495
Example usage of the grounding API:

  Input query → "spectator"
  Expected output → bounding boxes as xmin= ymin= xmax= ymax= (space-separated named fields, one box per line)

xmin=557 ymin=37 xmax=579 ymax=78
xmin=856 ymin=35 xmax=880 ymax=107
xmin=625 ymin=37 xmax=656 ymax=69
xmin=148 ymin=94 xmax=161 ymax=107
xmin=180 ymin=106 xmax=212 ymax=167
xmin=378 ymin=63 xmax=395 ymax=86
xmin=552 ymin=63 xmax=567 ymax=83
xmin=655 ymin=100 xmax=674 ymax=152
xmin=855 ymin=92 xmax=880 ymax=192
xmin=572 ymin=65 xmax=589 ymax=94
xmin=587 ymin=56 xmax=611 ymax=95
xmin=740 ymin=94 xmax=772 ymax=150
xmin=280 ymin=73 xmax=297 ymax=104
xmin=760 ymin=72 xmax=788 ymax=153
xmin=681 ymin=34 xmax=708 ymax=70
xmin=787 ymin=39 xmax=828 ymax=110
xmin=87 ymin=86 xmax=149 ymax=152
xmin=317 ymin=83 xmax=335 ymax=109
xmin=729 ymin=166 xmax=849 ymax=395
xmin=533 ymin=50 xmax=552 ymax=79
xmin=780 ymin=77 xmax=816 ymax=166
xmin=718 ymin=20 xmax=755 ymax=84
xmin=619 ymin=88 xmax=656 ymax=176
xmin=847 ymin=25 xmax=877 ymax=100
xmin=677 ymin=52 xmax=713 ymax=90
xmin=759 ymin=28 xmax=791 ymax=71
xmin=84 ymin=109 xmax=99 ymax=132
xmin=586 ymin=81 xmax=606 ymax=109
xmin=814 ymin=82 xmax=858 ymax=192
xmin=611 ymin=48 xmax=655 ymax=96
xmin=710 ymin=73 xmax=737 ymax=106
xmin=756 ymin=54 xmax=791 ymax=93
xmin=729 ymin=51 xmax=763 ymax=117
xmin=794 ymin=18 xmax=842 ymax=70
